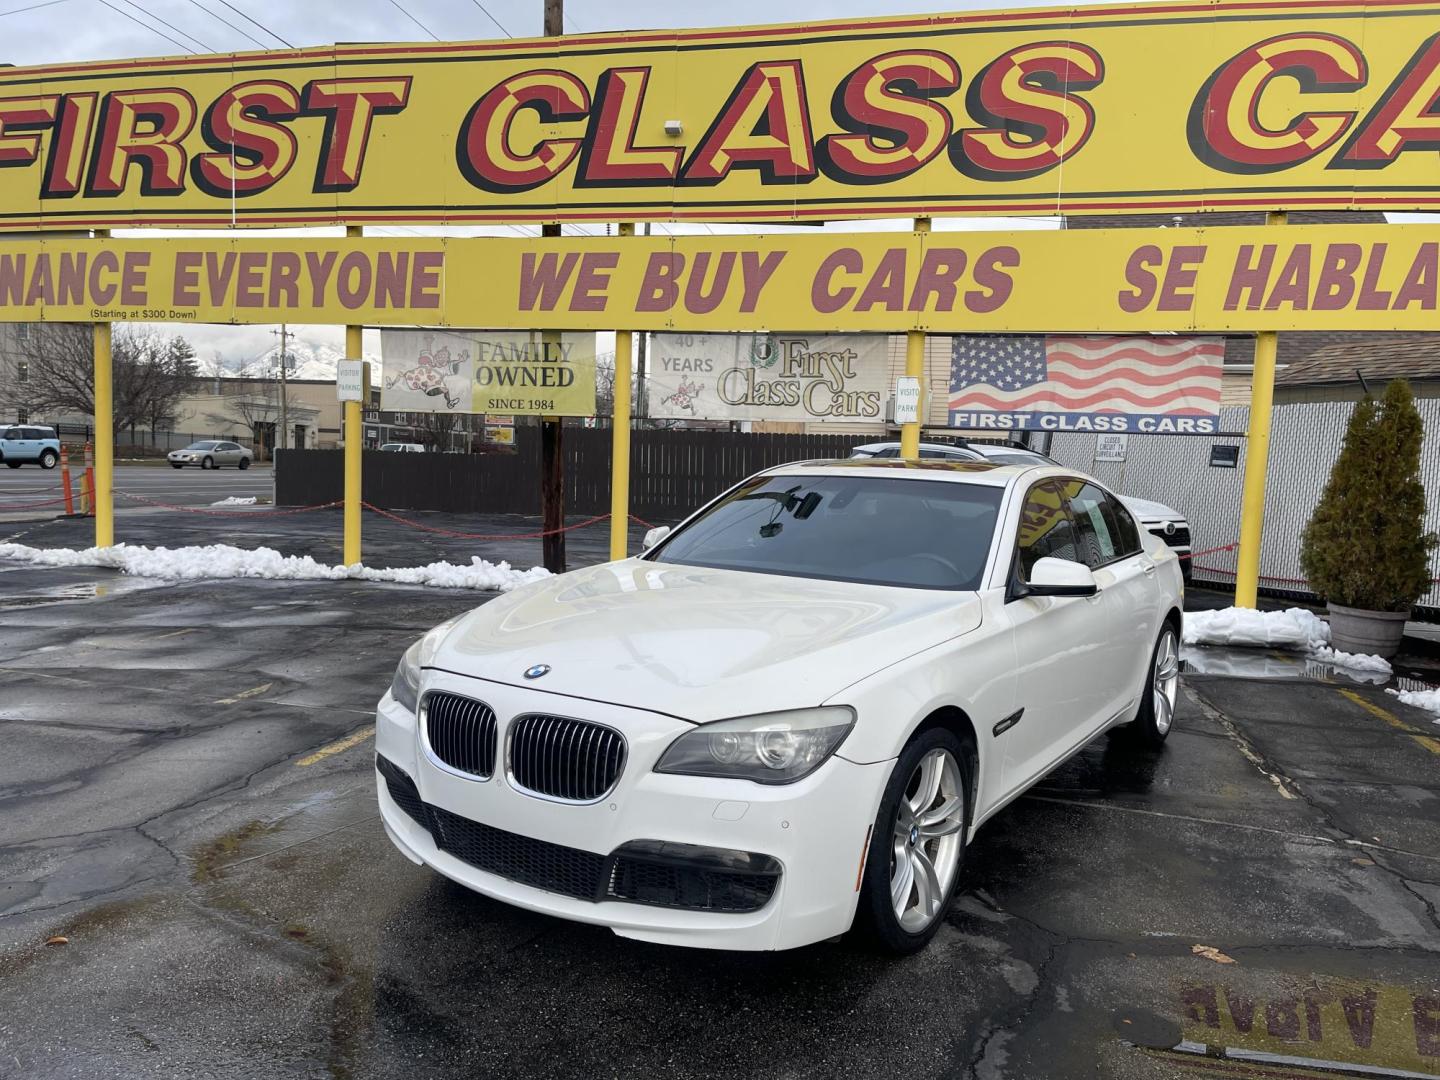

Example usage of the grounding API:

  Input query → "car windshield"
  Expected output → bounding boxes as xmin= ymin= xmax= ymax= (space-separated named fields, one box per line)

xmin=651 ymin=474 xmax=1002 ymax=590
xmin=186 ymin=442 xmax=221 ymax=450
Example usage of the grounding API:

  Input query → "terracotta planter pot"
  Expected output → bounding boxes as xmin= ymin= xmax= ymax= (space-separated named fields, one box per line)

xmin=1326 ymin=602 xmax=1409 ymax=659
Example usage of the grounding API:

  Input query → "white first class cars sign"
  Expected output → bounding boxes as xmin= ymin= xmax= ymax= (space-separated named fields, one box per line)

xmin=648 ymin=333 xmax=889 ymax=423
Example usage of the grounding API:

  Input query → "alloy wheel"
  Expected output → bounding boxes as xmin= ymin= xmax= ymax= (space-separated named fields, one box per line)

xmin=1153 ymin=629 xmax=1180 ymax=735
xmin=890 ymin=747 xmax=965 ymax=933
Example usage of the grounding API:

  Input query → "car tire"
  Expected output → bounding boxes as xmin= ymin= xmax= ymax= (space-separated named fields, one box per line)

xmin=1127 ymin=622 xmax=1181 ymax=748
xmin=38 ymin=449 xmax=57 ymax=469
xmin=171 ymin=463 xmax=183 ymax=469
xmin=5 ymin=462 xmax=18 ymax=469
xmin=854 ymin=726 xmax=972 ymax=954
xmin=201 ymin=456 xmax=214 ymax=470
xmin=238 ymin=457 xmax=249 ymax=470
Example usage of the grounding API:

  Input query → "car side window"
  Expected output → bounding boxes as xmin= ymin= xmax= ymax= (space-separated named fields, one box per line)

xmin=22 ymin=428 xmax=41 ymax=440
xmin=1063 ymin=480 xmax=1137 ymax=567
xmin=1 ymin=428 xmax=17 ymax=440
xmin=1015 ymin=479 xmax=1079 ymax=581
xmin=1109 ymin=498 xmax=1143 ymax=557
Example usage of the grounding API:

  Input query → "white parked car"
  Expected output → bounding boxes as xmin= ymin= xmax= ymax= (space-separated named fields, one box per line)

xmin=375 ymin=459 xmax=1184 ymax=953
xmin=379 ymin=442 xmax=425 ymax=453
xmin=852 ymin=441 xmax=1193 ymax=580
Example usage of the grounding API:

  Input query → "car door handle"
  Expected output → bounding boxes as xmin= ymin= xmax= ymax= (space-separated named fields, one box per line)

xmin=1142 ymin=563 xmax=1156 ymax=575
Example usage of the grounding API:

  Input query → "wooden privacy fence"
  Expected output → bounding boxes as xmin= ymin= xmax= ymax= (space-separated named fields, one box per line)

xmin=275 ymin=429 xmax=870 ymax=522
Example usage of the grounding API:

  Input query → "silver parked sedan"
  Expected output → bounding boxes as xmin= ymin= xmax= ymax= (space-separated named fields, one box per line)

xmin=167 ymin=440 xmax=253 ymax=469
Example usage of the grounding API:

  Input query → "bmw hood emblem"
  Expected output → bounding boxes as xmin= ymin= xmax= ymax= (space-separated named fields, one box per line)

xmin=524 ymin=664 xmax=551 ymax=680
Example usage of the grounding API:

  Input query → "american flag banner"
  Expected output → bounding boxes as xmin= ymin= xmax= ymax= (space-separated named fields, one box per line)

xmin=948 ymin=335 xmax=1225 ymax=434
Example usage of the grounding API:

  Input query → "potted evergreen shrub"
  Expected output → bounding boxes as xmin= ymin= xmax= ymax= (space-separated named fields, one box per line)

xmin=1300 ymin=379 xmax=1437 ymax=658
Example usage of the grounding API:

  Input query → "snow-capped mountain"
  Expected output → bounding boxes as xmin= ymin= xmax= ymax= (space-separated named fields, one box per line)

xmin=232 ymin=339 xmax=349 ymax=381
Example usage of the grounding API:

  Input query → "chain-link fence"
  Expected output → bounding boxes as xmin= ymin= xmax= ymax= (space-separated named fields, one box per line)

xmin=1047 ymin=399 xmax=1440 ymax=611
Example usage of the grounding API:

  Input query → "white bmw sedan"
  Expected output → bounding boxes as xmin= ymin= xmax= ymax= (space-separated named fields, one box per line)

xmin=375 ymin=459 xmax=1184 ymax=953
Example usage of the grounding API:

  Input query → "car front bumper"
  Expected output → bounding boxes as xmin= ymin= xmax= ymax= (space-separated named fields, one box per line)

xmin=375 ymin=670 xmax=891 ymax=951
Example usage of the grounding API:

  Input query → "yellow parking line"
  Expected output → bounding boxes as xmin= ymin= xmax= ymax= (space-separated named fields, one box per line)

xmin=296 ymin=728 xmax=374 ymax=766
xmin=1338 ymin=688 xmax=1440 ymax=757
xmin=214 ymin=682 xmax=273 ymax=705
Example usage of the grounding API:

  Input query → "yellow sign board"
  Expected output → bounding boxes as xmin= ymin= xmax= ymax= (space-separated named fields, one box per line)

xmin=2 ymin=1 xmax=1439 ymax=228
xmin=0 ymin=225 xmax=1436 ymax=332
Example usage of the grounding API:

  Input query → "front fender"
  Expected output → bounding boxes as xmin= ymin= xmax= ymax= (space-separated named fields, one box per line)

xmin=826 ymin=591 xmax=1016 ymax=822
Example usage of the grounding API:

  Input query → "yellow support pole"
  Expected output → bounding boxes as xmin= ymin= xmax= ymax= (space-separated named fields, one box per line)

xmin=93 ymin=229 xmax=114 ymax=547
xmin=609 ymin=222 xmax=636 ymax=561
xmin=899 ymin=217 xmax=931 ymax=458
xmin=343 ymin=225 xmax=363 ymax=566
xmin=1234 ymin=210 xmax=1287 ymax=609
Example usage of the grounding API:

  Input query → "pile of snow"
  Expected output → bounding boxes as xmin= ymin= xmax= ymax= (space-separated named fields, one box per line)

xmin=1311 ymin=645 xmax=1393 ymax=675
xmin=210 ymin=496 xmax=259 ymax=507
xmin=1185 ymin=606 xmax=1400 ymax=675
xmin=1183 ymin=606 xmax=1331 ymax=650
xmin=0 ymin=541 xmax=550 ymax=592
xmin=1387 ymin=686 xmax=1440 ymax=718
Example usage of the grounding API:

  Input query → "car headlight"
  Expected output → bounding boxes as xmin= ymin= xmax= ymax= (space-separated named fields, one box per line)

xmin=387 ymin=616 xmax=463 ymax=715
xmin=390 ymin=641 xmax=422 ymax=714
xmin=655 ymin=707 xmax=855 ymax=785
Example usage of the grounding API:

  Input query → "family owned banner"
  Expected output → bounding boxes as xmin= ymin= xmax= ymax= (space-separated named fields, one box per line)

xmin=648 ymin=334 xmax=888 ymax=423
xmin=380 ymin=329 xmax=597 ymax=416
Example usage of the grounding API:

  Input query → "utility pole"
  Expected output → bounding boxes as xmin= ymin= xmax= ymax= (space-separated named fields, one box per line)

xmin=540 ymin=0 xmax=566 ymax=573
xmin=271 ymin=325 xmax=291 ymax=453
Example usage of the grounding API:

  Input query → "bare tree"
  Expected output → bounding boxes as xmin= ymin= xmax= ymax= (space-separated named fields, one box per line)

xmin=12 ymin=325 xmax=197 ymax=437
xmin=207 ymin=379 xmax=278 ymax=458
xmin=413 ymin=409 xmax=463 ymax=452
xmin=592 ymin=350 xmax=617 ymax=421
xmin=133 ymin=335 xmax=198 ymax=444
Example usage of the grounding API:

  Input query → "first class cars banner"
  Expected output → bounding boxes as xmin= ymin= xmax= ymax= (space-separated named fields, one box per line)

xmin=0 ymin=224 xmax=1438 ymax=332
xmin=649 ymin=334 xmax=889 ymax=422
xmin=3 ymin=0 xmax=1440 ymax=229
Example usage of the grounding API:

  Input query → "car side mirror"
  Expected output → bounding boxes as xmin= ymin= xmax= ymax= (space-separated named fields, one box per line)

xmin=1026 ymin=557 xmax=1099 ymax=597
xmin=642 ymin=525 xmax=672 ymax=551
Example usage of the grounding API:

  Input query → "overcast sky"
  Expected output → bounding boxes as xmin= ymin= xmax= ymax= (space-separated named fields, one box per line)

xmin=1 ymin=0 xmax=1067 ymax=65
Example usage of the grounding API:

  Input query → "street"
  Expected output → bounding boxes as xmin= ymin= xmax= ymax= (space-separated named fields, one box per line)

xmin=2 ymin=544 xmax=1437 ymax=1079
xmin=0 ymin=464 xmax=274 ymax=520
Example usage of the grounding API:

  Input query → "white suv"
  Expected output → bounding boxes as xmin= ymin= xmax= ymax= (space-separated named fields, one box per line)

xmin=852 ymin=441 xmax=1193 ymax=581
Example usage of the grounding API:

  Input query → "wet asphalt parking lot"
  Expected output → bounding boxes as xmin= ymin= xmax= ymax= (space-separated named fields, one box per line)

xmin=1 ymin=504 xmax=1439 ymax=1080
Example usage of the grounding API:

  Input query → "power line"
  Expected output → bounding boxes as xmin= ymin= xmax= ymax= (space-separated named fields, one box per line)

xmin=386 ymin=0 xmax=439 ymax=40
xmin=183 ymin=0 xmax=268 ymax=49
xmin=0 ymin=0 xmax=71 ymax=19
xmin=115 ymin=0 xmax=213 ymax=50
xmin=465 ymin=0 xmax=510 ymax=36
xmin=94 ymin=0 xmax=195 ymax=52
xmin=211 ymin=0 xmax=291 ymax=47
